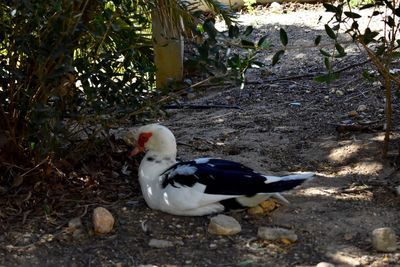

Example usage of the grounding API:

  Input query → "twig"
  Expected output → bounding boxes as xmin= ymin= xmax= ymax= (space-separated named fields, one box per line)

xmin=247 ymin=58 xmax=371 ymax=84
xmin=163 ymin=104 xmax=241 ymax=110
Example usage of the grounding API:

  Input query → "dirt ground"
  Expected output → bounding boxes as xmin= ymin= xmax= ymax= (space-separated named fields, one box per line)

xmin=1 ymin=3 xmax=400 ymax=267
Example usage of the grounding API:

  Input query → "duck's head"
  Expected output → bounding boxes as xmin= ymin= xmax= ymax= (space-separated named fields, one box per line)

xmin=128 ymin=124 xmax=177 ymax=157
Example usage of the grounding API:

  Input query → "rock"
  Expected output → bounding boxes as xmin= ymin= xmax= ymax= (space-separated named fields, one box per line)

xmin=68 ymin=217 xmax=83 ymax=229
xmin=347 ymin=110 xmax=359 ymax=117
xmin=209 ymin=243 xmax=217 ymax=249
xmin=316 ymin=262 xmax=335 ymax=267
xmin=335 ymin=90 xmax=344 ymax=96
xmin=148 ymin=239 xmax=174 ymax=248
xmin=247 ymin=205 xmax=264 ymax=215
xmin=357 ymin=104 xmax=368 ymax=112
xmin=93 ymin=207 xmax=115 ymax=234
xmin=270 ymin=2 xmax=283 ymax=13
xmin=343 ymin=233 xmax=354 ymax=241
xmin=208 ymin=214 xmax=241 ymax=235
xmin=372 ymin=227 xmax=397 ymax=252
xmin=257 ymin=227 xmax=298 ymax=242
xmin=289 ymin=102 xmax=301 ymax=107
xmin=395 ymin=185 xmax=400 ymax=196
xmin=248 ymin=199 xmax=278 ymax=215
xmin=71 ymin=228 xmax=86 ymax=241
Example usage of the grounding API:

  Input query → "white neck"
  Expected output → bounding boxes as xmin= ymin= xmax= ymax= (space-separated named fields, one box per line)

xmin=138 ymin=150 xmax=177 ymax=209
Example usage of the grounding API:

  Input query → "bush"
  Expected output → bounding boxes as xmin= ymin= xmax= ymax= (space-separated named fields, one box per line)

xmin=318 ymin=0 xmax=400 ymax=156
xmin=0 ymin=0 xmax=156 ymax=168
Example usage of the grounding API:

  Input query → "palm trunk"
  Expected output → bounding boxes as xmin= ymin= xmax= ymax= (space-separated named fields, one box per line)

xmin=152 ymin=10 xmax=184 ymax=89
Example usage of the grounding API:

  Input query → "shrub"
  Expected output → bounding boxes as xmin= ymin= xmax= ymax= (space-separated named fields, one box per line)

xmin=0 ymin=0 xmax=155 ymax=176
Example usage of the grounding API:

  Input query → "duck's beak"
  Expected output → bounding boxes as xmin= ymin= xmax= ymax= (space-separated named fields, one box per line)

xmin=128 ymin=146 xmax=144 ymax=157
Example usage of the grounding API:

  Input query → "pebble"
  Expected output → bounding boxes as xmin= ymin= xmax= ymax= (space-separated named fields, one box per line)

xmin=148 ymin=239 xmax=174 ymax=248
xmin=209 ymin=243 xmax=217 ymax=249
xmin=92 ymin=207 xmax=115 ymax=234
xmin=395 ymin=186 xmax=400 ymax=196
xmin=316 ymin=262 xmax=335 ymax=267
xmin=335 ymin=90 xmax=344 ymax=96
xmin=371 ymin=227 xmax=398 ymax=252
xmin=68 ymin=217 xmax=83 ymax=229
xmin=270 ymin=2 xmax=283 ymax=13
xmin=208 ymin=214 xmax=241 ymax=235
xmin=247 ymin=205 xmax=264 ymax=215
xmin=357 ymin=104 xmax=368 ymax=112
xmin=257 ymin=227 xmax=298 ymax=242
xmin=347 ymin=110 xmax=359 ymax=117
xmin=289 ymin=102 xmax=301 ymax=107
xmin=71 ymin=228 xmax=86 ymax=241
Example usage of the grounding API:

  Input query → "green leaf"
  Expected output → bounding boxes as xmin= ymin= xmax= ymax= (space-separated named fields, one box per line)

xmin=257 ymin=35 xmax=269 ymax=47
xmin=360 ymin=3 xmax=375 ymax=9
xmin=243 ymin=26 xmax=253 ymax=36
xmin=387 ymin=16 xmax=395 ymax=27
xmin=279 ymin=28 xmax=288 ymax=46
xmin=241 ymin=39 xmax=255 ymax=48
xmin=324 ymin=57 xmax=331 ymax=71
xmin=319 ymin=49 xmax=331 ymax=57
xmin=272 ymin=50 xmax=285 ymax=65
xmin=395 ymin=7 xmax=400 ymax=17
xmin=335 ymin=42 xmax=346 ymax=55
xmin=251 ymin=61 xmax=264 ymax=68
xmin=204 ymin=20 xmax=217 ymax=40
xmin=376 ymin=44 xmax=386 ymax=56
xmin=383 ymin=0 xmax=394 ymax=9
xmin=229 ymin=25 xmax=240 ymax=38
xmin=324 ymin=24 xmax=337 ymax=39
xmin=361 ymin=28 xmax=379 ymax=44
xmin=196 ymin=24 xmax=204 ymax=34
xmin=314 ymin=35 xmax=322 ymax=46
xmin=111 ymin=23 xmax=120 ymax=32
xmin=314 ymin=72 xmax=340 ymax=83
xmin=351 ymin=21 xmax=359 ymax=30
xmin=344 ymin=11 xmax=361 ymax=19
xmin=323 ymin=3 xmax=337 ymax=12
xmin=391 ymin=51 xmax=400 ymax=58
xmin=372 ymin=11 xmax=382 ymax=16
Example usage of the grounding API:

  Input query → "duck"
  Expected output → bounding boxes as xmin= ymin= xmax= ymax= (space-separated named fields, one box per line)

xmin=129 ymin=124 xmax=314 ymax=216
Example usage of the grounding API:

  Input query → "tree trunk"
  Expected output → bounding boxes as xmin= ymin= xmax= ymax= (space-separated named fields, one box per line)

xmin=152 ymin=11 xmax=184 ymax=89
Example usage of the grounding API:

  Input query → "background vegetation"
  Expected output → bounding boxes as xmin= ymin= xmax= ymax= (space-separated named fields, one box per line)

xmin=0 ymin=0 xmax=398 ymax=188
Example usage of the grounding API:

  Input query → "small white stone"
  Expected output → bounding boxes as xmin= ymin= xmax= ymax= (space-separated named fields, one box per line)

xmin=316 ymin=262 xmax=335 ymax=267
xmin=357 ymin=104 xmax=368 ymax=112
xmin=257 ymin=227 xmax=298 ymax=242
xmin=208 ymin=214 xmax=241 ymax=235
xmin=396 ymin=186 xmax=400 ymax=196
xmin=335 ymin=90 xmax=344 ymax=96
xmin=148 ymin=239 xmax=174 ymax=248
xmin=270 ymin=2 xmax=283 ymax=13
xmin=68 ymin=217 xmax=83 ymax=229
xmin=372 ymin=227 xmax=398 ymax=252
xmin=93 ymin=207 xmax=115 ymax=234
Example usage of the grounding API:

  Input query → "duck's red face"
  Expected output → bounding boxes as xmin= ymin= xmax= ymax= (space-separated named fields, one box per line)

xmin=129 ymin=132 xmax=153 ymax=157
